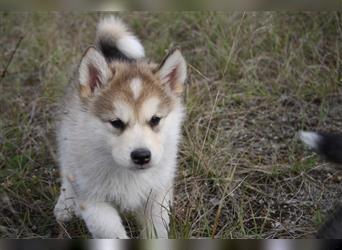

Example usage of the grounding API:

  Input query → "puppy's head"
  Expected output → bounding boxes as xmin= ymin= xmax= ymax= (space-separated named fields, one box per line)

xmin=77 ymin=47 xmax=186 ymax=170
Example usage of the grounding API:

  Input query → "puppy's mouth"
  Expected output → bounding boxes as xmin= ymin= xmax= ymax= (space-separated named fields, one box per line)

xmin=129 ymin=164 xmax=152 ymax=171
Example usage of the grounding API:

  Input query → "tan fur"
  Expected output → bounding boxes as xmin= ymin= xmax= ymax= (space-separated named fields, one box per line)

xmin=79 ymin=84 xmax=92 ymax=98
xmin=90 ymin=60 xmax=175 ymax=124
xmin=79 ymin=203 xmax=86 ymax=210
xmin=67 ymin=174 xmax=75 ymax=183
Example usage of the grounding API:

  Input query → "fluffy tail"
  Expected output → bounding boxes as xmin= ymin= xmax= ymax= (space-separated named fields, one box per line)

xmin=96 ymin=16 xmax=145 ymax=62
xmin=299 ymin=131 xmax=342 ymax=164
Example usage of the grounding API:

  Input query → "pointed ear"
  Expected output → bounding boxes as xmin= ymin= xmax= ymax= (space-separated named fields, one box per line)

xmin=78 ymin=46 xmax=111 ymax=97
xmin=157 ymin=49 xmax=187 ymax=96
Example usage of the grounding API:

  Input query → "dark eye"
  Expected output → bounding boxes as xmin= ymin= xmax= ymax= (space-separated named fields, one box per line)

xmin=110 ymin=119 xmax=126 ymax=130
xmin=150 ymin=115 xmax=161 ymax=127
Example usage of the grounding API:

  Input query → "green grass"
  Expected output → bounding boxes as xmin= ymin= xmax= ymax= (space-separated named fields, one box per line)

xmin=1 ymin=12 xmax=342 ymax=239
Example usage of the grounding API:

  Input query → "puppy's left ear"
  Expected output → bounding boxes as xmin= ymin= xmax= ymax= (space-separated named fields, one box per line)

xmin=78 ymin=46 xmax=111 ymax=98
xmin=156 ymin=49 xmax=187 ymax=96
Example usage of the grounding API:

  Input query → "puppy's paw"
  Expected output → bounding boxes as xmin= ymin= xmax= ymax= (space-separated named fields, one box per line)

xmin=86 ymin=219 xmax=129 ymax=239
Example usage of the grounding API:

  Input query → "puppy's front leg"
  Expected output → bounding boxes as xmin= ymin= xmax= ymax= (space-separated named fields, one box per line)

xmin=80 ymin=202 xmax=128 ymax=239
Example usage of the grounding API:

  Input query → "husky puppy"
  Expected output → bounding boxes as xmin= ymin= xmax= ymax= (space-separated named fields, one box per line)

xmin=53 ymin=16 xmax=187 ymax=239
xmin=300 ymin=131 xmax=342 ymax=239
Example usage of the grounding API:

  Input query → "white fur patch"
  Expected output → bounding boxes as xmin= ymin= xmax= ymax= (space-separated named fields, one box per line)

xmin=117 ymin=36 xmax=145 ymax=59
xmin=140 ymin=97 xmax=160 ymax=120
xmin=130 ymin=78 xmax=142 ymax=100
xmin=113 ymin=101 xmax=134 ymax=123
xmin=299 ymin=131 xmax=320 ymax=150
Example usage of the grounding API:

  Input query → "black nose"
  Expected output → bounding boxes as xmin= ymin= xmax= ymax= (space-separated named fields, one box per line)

xmin=131 ymin=148 xmax=151 ymax=165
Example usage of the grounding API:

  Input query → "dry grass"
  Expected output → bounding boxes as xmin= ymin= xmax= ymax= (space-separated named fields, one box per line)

xmin=1 ymin=12 xmax=342 ymax=239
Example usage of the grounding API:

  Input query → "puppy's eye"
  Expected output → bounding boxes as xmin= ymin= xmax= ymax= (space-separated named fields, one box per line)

xmin=110 ymin=119 xmax=126 ymax=130
xmin=149 ymin=115 xmax=161 ymax=127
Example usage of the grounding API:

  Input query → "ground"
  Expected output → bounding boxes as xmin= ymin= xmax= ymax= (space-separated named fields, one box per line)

xmin=1 ymin=12 xmax=342 ymax=239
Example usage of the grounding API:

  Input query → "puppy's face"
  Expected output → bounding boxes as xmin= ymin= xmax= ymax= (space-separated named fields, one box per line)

xmin=92 ymin=67 xmax=176 ymax=170
xmin=78 ymin=48 xmax=186 ymax=170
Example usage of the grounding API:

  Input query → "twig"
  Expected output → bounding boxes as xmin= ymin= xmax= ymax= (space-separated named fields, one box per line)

xmin=57 ymin=220 xmax=71 ymax=239
xmin=211 ymin=176 xmax=247 ymax=238
xmin=0 ymin=36 xmax=24 ymax=84
xmin=195 ymin=91 xmax=220 ymax=174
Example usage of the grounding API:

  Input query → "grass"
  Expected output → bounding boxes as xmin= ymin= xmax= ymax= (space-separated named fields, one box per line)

xmin=1 ymin=12 xmax=342 ymax=239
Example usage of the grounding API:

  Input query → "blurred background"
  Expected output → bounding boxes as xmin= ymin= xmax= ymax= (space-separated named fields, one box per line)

xmin=0 ymin=12 xmax=341 ymax=239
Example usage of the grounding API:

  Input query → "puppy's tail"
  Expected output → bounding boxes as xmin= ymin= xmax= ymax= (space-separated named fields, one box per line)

xmin=96 ymin=16 xmax=145 ymax=62
xmin=299 ymin=131 xmax=342 ymax=164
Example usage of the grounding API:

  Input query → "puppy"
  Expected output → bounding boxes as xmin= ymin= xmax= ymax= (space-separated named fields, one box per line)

xmin=54 ymin=16 xmax=187 ymax=238
xmin=300 ymin=131 xmax=342 ymax=239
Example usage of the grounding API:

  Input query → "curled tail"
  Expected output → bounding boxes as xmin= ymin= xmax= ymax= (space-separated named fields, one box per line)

xmin=96 ymin=16 xmax=145 ymax=62
xmin=299 ymin=131 xmax=342 ymax=164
